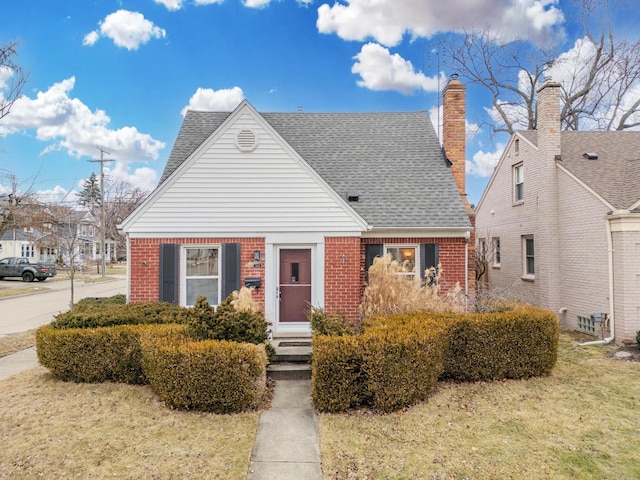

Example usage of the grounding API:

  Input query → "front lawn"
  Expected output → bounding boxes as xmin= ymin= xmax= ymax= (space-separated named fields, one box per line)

xmin=0 ymin=368 xmax=259 ymax=479
xmin=319 ymin=334 xmax=640 ymax=479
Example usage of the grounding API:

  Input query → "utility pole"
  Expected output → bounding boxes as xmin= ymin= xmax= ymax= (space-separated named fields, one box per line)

xmin=89 ymin=147 xmax=114 ymax=278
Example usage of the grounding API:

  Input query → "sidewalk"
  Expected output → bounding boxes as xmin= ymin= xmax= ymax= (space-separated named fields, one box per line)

xmin=0 ymin=347 xmax=39 ymax=382
xmin=247 ymin=379 xmax=322 ymax=479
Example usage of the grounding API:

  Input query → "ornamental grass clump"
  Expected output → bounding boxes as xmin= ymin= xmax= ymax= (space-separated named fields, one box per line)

xmin=360 ymin=254 xmax=466 ymax=319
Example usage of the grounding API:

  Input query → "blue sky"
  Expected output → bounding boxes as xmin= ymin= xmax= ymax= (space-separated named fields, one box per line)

xmin=0 ymin=0 xmax=637 ymax=206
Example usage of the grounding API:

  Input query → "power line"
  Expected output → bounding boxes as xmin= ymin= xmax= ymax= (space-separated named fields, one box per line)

xmin=88 ymin=147 xmax=114 ymax=278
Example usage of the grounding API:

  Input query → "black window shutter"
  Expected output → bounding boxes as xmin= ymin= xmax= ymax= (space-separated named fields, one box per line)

xmin=159 ymin=244 xmax=179 ymax=303
xmin=221 ymin=243 xmax=241 ymax=300
xmin=365 ymin=244 xmax=383 ymax=280
xmin=420 ymin=243 xmax=439 ymax=279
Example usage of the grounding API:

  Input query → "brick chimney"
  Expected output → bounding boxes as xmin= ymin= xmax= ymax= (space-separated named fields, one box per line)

xmin=442 ymin=74 xmax=468 ymax=207
xmin=443 ymin=74 xmax=476 ymax=297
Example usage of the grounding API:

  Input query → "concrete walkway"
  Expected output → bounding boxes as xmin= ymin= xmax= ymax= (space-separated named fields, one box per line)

xmin=0 ymin=347 xmax=39 ymax=381
xmin=247 ymin=379 xmax=322 ymax=479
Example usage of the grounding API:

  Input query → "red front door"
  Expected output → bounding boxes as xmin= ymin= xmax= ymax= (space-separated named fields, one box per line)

xmin=279 ymin=249 xmax=311 ymax=323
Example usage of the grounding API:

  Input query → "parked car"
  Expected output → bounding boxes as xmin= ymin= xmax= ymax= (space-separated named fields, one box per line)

xmin=0 ymin=257 xmax=57 ymax=282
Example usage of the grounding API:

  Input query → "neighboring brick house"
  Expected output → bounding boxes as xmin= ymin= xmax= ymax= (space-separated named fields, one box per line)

xmin=120 ymin=77 xmax=474 ymax=334
xmin=475 ymin=78 xmax=640 ymax=343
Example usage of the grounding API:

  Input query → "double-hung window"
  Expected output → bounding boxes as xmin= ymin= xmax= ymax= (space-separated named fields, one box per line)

xmin=184 ymin=247 xmax=220 ymax=306
xmin=514 ymin=163 xmax=524 ymax=203
xmin=385 ymin=245 xmax=418 ymax=276
xmin=523 ymin=236 xmax=534 ymax=278
xmin=492 ymin=237 xmax=501 ymax=267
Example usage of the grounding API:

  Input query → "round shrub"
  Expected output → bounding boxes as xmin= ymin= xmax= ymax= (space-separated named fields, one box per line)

xmin=308 ymin=305 xmax=358 ymax=336
xmin=141 ymin=338 xmax=267 ymax=413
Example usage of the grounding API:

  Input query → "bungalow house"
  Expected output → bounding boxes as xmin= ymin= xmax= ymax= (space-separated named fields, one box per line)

xmin=120 ymin=77 xmax=475 ymax=334
xmin=475 ymin=78 xmax=640 ymax=343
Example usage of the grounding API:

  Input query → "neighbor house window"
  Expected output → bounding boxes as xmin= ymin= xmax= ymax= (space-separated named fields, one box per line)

xmin=21 ymin=244 xmax=34 ymax=258
xmin=523 ymin=236 xmax=534 ymax=278
xmin=514 ymin=163 xmax=524 ymax=203
xmin=184 ymin=247 xmax=220 ymax=307
xmin=385 ymin=245 xmax=418 ymax=276
xmin=492 ymin=237 xmax=501 ymax=267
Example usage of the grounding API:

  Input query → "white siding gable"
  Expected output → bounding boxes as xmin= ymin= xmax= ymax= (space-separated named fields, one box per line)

xmin=123 ymin=102 xmax=367 ymax=236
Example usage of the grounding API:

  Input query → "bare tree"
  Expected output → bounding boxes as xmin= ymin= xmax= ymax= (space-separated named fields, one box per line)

xmin=0 ymin=41 xmax=27 ymax=121
xmin=0 ymin=170 xmax=40 ymax=240
xmin=36 ymin=205 xmax=95 ymax=310
xmin=103 ymin=178 xmax=148 ymax=261
xmin=77 ymin=175 xmax=148 ymax=262
xmin=444 ymin=0 xmax=640 ymax=134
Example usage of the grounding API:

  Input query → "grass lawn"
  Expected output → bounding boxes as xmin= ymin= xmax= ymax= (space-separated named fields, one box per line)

xmin=0 ymin=368 xmax=260 ymax=479
xmin=319 ymin=334 xmax=640 ymax=479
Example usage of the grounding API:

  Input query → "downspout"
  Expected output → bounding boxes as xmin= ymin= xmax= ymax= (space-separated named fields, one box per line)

xmin=580 ymin=216 xmax=615 ymax=346
xmin=465 ymin=230 xmax=470 ymax=310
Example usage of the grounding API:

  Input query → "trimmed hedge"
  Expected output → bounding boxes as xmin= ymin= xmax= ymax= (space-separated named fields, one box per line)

xmin=141 ymin=338 xmax=267 ymax=413
xmin=311 ymin=304 xmax=559 ymax=412
xmin=36 ymin=323 xmax=190 ymax=384
xmin=312 ymin=322 xmax=447 ymax=413
xmin=50 ymin=302 xmax=191 ymax=330
xmin=441 ymin=305 xmax=559 ymax=381
xmin=312 ymin=335 xmax=366 ymax=412
xmin=74 ymin=294 xmax=127 ymax=310
xmin=362 ymin=324 xmax=446 ymax=413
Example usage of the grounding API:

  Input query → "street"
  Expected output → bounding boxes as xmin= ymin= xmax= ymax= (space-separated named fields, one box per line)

xmin=0 ymin=275 xmax=126 ymax=336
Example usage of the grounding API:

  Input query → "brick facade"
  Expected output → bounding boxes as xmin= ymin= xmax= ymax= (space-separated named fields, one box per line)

xmin=129 ymin=237 xmax=266 ymax=307
xmin=324 ymin=237 xmax=362 ymax=321
xmin=360 ymin=237 xmax=469 ymax=295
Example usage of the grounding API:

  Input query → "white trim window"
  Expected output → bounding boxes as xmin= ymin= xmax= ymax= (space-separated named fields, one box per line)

xmin=183 ymin=246 xmax=220 ymax=307
xmin=21 ymin=244 xmax=35 ymax=258
xmin=492 ymin=237 xmax=501 ymax=267
xmin=385 ymin=245 xmax=418 ymax=276
xmin=522 ymin=235 xmax=534 ymax=279
xmin=513 ymin=163 xmax=524 ymax=203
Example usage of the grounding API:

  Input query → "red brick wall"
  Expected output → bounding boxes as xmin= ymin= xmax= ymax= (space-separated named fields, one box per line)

xmin=360 ymin=237 xmax=469 ymax=294
xmin=129 ymin=237 xmax=266 ymax=307
xmin=324 ymin=237 xmax=362 ymax=321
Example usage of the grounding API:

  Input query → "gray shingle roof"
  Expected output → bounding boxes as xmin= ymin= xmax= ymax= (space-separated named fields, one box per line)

xmin=160 ymin=108 xmax=471 ymax=230
xmin=518 ymin=130 xmax=640 ymax=209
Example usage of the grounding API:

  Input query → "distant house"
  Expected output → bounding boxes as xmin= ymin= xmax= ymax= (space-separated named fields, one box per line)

xmin=120 ymin=77 xmax=475 ymax=334
xmin=475 ymin=78 xmax=640 ymax=343
xmin=0 ymin=208 xmax=118 ymax=267
xmin=0 ymin=228 xmax=54 ymax=263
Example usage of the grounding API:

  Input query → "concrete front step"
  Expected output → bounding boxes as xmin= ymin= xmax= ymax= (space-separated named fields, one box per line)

xmin=267 ymin=363 xmax=312 ymax=380
xmin=268 ymin=335 xmax=312 ymax=380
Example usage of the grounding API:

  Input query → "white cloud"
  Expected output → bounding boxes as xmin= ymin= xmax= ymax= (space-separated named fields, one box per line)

xmin=0 ymin=77 xmax=165 ymax=162
xmin=35 ymin=185 xmax=78 ymax=205
xmin=104 ymin=162 xmax=159 ymax=193
xmin=468 ymin=144 xmax=505 ymax=177
xmin=84 ymin=10 xmax=166 ymax=50
xmin=352 ymin=43 xmax=440 ymax=94
xmin=154 ymin=0 xmax=184 ymax=10
xmin=82 ymin=30 xmax=100 ymax=47
xmin=244 ymin=0 xmax=271 ymax=7
xmin=181 ymin=87 xmax=245 ymax=115
xmin=195 ymin=0 xmax=225 ymax=4
xmin=0 ymin=65 xmax=14 ymax=90
xmin=317 ymin=0 xmax=564 ymax=47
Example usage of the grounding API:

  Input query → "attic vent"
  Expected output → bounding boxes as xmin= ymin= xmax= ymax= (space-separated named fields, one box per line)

xmin=347 ymin=190 xmax=359 ymax=202
xmin=235 ymin=129 xmax=258 ymax=152
xmin=583 ymin=152 xmax=598 ymax=160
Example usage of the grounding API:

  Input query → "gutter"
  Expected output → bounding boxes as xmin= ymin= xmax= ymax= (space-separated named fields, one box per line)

xmin=580 ymin=216 xmax=615 ymax=346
